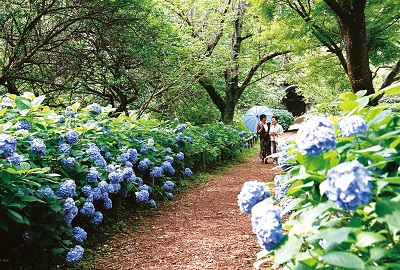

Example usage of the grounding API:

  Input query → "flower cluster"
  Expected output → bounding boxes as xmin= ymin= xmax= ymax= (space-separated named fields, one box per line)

xmin=136 ymin=190 xmax=149 ymax=203
xmin=58 ymin=143 xmax=71 ymax=154
xmin=64 ymin=130 xmax=79 ymax=144
xmin=1 ymin=96 xmax=14 ymax=108
xmin=61 ymin=157 xmax=76 ymax=168
xmin=31 ymin=138 xmax=46 ymax=157
xmin=65 ymin=106 xmax=77 ymax=117
xmin=68 ymin=226 xmax=87 ymax=244
xmin=237 ymin=180 xmax=270 ymax=214
xmin=56 ymin=179 xmax=76 ymax=198
xmin=0 ymin=134 xmax=17 ymax=158
xmin=6 ymin=152 xmax=23 ymax=165
xmin=251 ymin=200 xmax=283 ymax=251
xmin=16 ymin=119 xmax=31 ymax=130
xmin=86 ymin=103 xmax=102 ymax=116
xmin=176 ymin=152 xmax=184 ymax=161
xmin=138 ymin=158 xmax=150 ymax=170
xmin=80 ymin=202 xmax=95 ymax=217
xmin=90 ymin=212 xmax=103 ymax=225
xmin=339 ymin=115 xmax=367 ymax=137
xmin=87 ymin=167 xmax=101 ymax=183
xmin=36 ymin=187 xmax=55 ymax=198
xmin=63 ymin=198 xmax=78 ymax=224
xmin=66 ymin=245 xmax=84 ymax=265
xmin=325 ymin=160 xmax=372 ymax=210
xmin=161 ymin=161 xmax=175 ymax=175
xmin=148 ymin=199 xmax=157 ymax=208
xmin=165 ymin=155 xmax=174 ymax=164
xmin=184 ymin=168 xmax=192 ymax=177
xmin=296 ymin=116 xmax=336 ymax=156
xmin=150 ymin=166 xmax=163 ymax=178
xmin=108 ymin=171 xmax=124 ymax=184
xmin=177 ymin=124 xmax=185 ymax=132
xmin=140 ymin=145 xmax=148 ymax=154
xmin=162 ymin=181 xmax=175 ymax=192
xmin=86 ymin=144 xmax=107 ymax=168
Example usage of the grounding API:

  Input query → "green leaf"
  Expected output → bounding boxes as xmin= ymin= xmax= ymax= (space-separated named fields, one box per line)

xmin=384 ymin=82 xmax=400 ymax=95
xmin=356 ymin=97 xmax=369 ymax=111
xmin=340 ymin=100 xmax=359 ymax=111
xmin=375 ymin=200 xmax=400 ymax=235
xmin=322 ymin=251 xmax=365 ymax=269
xmin=340 ymin=92 xmax=357 ymax=101
xmin=7 ymin=209 xmax=23 ymax=223
xmin=368 ymin=247 xmax=388 ymax=261
xmin=52 ymin=248 xmax=66 ymax=254
xmin=355 ymin=232 xmax=386 ymax=248
xmin=49 ymin=202 xmax=62 ymax=212
xmin=0 ymin=218 xmax=9 ymax=231
xmin=15 ymin=96 xmax=32 ymax=110
xmin=32 ymin=95 xmax=45 ymax=107
xmin=21 ymin=195 xmax=42 ymax=203
xmin=311 ymin=227 xmax=357 ymax=251
xmin=274 ymin=235 xmax=303 ymax=265
xmin=19 ymin=162 xmax=31 ymax=170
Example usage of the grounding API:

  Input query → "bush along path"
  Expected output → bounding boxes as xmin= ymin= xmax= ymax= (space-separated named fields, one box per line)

xmin=89 ymin=132 xmax=296 ymax=270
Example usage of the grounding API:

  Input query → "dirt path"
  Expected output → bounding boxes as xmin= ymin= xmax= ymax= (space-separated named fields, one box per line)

xmin=92 ymin=132 xmax=296 ymax=270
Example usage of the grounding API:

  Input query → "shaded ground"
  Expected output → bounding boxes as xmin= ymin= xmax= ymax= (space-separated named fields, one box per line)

xmin=90 ymin=131 xmax=296 ymax=270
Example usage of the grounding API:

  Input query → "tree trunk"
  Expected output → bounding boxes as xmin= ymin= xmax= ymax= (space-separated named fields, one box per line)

xmin=223 ymin=99 xmax=236 ymax=125
xmin=337 ymin=1 xmax=375 ymax=97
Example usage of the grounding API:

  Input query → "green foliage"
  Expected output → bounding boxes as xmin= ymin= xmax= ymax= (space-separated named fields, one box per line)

xmin=253 ymin=83 xmax=400 ymax=269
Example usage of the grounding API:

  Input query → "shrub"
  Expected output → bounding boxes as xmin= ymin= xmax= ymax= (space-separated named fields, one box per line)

xmin=271 ymin=109 xmax=294 ymax=131
xmin=239 ymin=83 xmax=400 ymax=269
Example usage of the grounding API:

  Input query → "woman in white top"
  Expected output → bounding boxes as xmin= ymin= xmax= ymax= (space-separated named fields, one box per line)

xmin=269 ymin=115 xmax=284 ymax=164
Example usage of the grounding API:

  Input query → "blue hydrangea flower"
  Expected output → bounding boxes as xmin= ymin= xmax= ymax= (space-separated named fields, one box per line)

xmin=105 ymin=164 xmax=116 ymax=174
xmin=91 ymin=187 xmax=102 ymax=200
xmin=16 ymin=119 xmax=31 ymax=130
xmin=86 ymin=103 xmax=102 ymax=116
xmin=296 ymin=116 xmax=336 ymax=156
xmin=277 ymin=140 xmax=290 ymax=170
xmin=61 ymin=157 xmax=76 ymax=168
xmin=108 ymin=171 xmax=124 ymax=184
xmin=148 ymin=138 xmax=154 ymax=146
xmin=103 ymin=196 xmax=112 ymax=209
xmin=275 ymin=182 xmax=291 ymax=203
xmin=56 ymin=179 xmax=76 ymax=198
xmin=161 ymin=161 xmax=175 ymax=175
xmin=87 ymin=146 xmax=106 ymax=168
xmin=186 ymin=137 xmax=192 ymax=143
xmin=148 ymin=199 xmax=157 ymax=208
xmin=150 ymin=166 xmax=164 ymax=178
xmin=64 ymin=130 xmax=79 ymax=144
xmin=251 ymin=200 xmax=283 ymax=251
xmin=184 ymin=168 xmax=192 ymax=177
xmin=339 ymin=115 xmax=367 ymax=137
xmin=37 ymin=187 xmax=54 ymax=198
xmin=166 ymin=192 xmax=173 ymax=199
xmin=325 ymin=160 xmax=372 ymax=210
xmin=81 ymin=185 xmax=92 ymax=197
xmin=177 ymin=124 xmax=185 ymax=132
xmin=140 ymin=145 xmax=148 ymax=154
xmin=123 ymin=167 xmax=134 ymax=179
xmin=56 ymin=115 xmax=65 ymax=123
xmin=97 ymin=180 xmax=109 ymax=193
xmin=136 ymin=177 xmax=143 ymax=186
xmin=138 ymin=184 xmax=153 ymax=194
xmin=6 ymin=152 xmax=23 ymax=165
xmin=204 ymin=133 xmax=209 ymax=139
xmin=80 ymin=202 xmax=95 ymax=216
xmin=68 ymin=227 xmax=87 ymax=244
xmin=136 ymin=190 xmax=149 ymax=203
xmin=1 ymin=96 xmax=14 ymax=108
xmin=162 ymin=181 xmax=175 ymax=192
xmin=105 ymin=152 xmax=112 ymax=160
xmin=65 ymin=106 xmax=77 ymax=117
xmin=167 ymin=138 xmax=173 ymax=143
xmin=91 ymin=211 xmax=103 ymax=225
xmin=66 ymin=245 xmax=84 ymax=265
xmin=64 ymin=205 xmax=78 ymax=225
xmin=165 ymin=155 xmax=174 ymax=164
xmin=127 ymin=148 xmax=138 ymax=164
xmin=138 ymin=158 xmax=150 ymax=171
xmin=237 ymin=180 xmax=270 ymax=214
xmin=31 ymin=138 xmax=46 ymax=157
xmin=0 ymin=134 xmax=17 ymax=158
xmin=87 ymin=167 xmax=101 ymax=183
xmin=176 ymin=152 xmax=184 ymax=161
xmin=174 ymin=118 xmax=179 ymax=123
xmin=58 ymin=143 xmax=71 ymax=155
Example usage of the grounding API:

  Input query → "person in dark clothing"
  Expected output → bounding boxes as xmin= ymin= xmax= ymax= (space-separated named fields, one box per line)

xmin=257 ymin=114 xmax=271 ymax=164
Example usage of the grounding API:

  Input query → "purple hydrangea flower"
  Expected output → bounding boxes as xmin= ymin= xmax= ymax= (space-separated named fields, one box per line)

xmin=16 ymin=119 xmax=31 ymax=130
xmin=251 ymin=200 xmax=283 ymax=251
xmin=90 ymin=211 xmax=103 ymax=225
xmin=31 ymin=138 xmax=46 ymax=157
xmin=296 ymin=116 xmax=336 ymax=156
xmin=0 ymin=134 xmax=16 ymax=158
xmin=64 ymin=130 xmax=79 ymax=144
xmin=66 ymin=245 xmax=84 ymax=265
xmin=68 ymin=227 xmax=87 ymax=244
xmin=56 ymin=179 xmax=76 ymax=198
xmin=184 ymin=168 xmax=192 ymax=177
xmin=136 ymin=190 xmax=149 ymax=203
xmin=80 ymin=202 xmax=95 ymax=217
xmin=237 ymin=180 xmax=270 ymax=214
xmin=150 ymin=166 xmax=164 ymax=178
xmin=325 ymin=160 xmax=372 ymax=210
xmin=162 ymin=181 xmax=175 ymax=192
xmin=339 ymin=115 xmax=367 ymax=137
xmin=176 ymin=152 xmax=184 ymax=161
xmin=61 ymin=157 xmax=75 ymax=168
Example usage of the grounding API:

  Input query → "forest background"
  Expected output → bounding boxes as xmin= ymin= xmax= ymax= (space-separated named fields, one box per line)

xmin=1 ymin=0 xmax=399 ymax=125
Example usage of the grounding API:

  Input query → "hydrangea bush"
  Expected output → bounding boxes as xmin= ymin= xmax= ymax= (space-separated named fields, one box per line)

xmin=0 ymin=92 xmax=252 ymax=265
xmin=239 ymin=84 xmax=400 ymax=269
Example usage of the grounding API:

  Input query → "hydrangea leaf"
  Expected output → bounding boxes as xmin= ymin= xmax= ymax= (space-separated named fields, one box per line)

xmin=322 ymin=251 xmax=365 ymax=270
xmin=32 ymin=95 xmax=45 ymax=107
xmin=355 ymin=232 xmax=386 ymax=248
xmin=310 ymin=227 xmax=357 ymax=252
xmin=339 ymin=92 xmax=357 ymax=101
xmin=273 ymin=235 xmax=302 ymax=265
xmin=368 ymin=247 xmax=388 ymax=262
xmin=340 ymin=100 xmax=359 ymax=111
xmin=375 ymin=200 xmax=400 ymax=235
